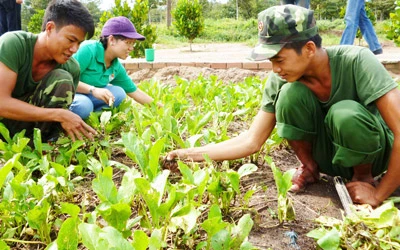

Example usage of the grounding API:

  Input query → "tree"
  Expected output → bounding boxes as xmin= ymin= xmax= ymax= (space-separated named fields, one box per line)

xmin=167 ymin=0 xmax=172 ymax=27
xmin=84 ymin=0 xmax=103 ymax=24
xmin=172 ymin=0 xmax=204 ymax=51
xmin=22 ymin=0 xmax=102 ymax=32
xmin=384 ymin=0 xmax=400 ymax=46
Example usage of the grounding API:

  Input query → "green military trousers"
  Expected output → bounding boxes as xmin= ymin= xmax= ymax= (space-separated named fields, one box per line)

xmin=1 ymin=69 xmax=75 ymax=141
xmin=274 ymin=82 xmax=393 ymax=180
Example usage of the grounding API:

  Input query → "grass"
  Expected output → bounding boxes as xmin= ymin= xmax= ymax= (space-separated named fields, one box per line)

xmin=154 ymin=18 xmax=395 ymax=49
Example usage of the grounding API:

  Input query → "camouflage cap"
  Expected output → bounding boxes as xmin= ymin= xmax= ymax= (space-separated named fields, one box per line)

xmin=249 ymin=4 xmax=318 ymax=61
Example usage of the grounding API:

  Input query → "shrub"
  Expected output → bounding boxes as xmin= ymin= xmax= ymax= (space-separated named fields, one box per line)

xmin=27 ymin=9 xmax=45 ymax=33
xmin=384 ymin=0 xmax=400 ymax=46
xmin=172 ymin=0 xmax=204 ymax=51
xmin=200 ymin=18 xmax=257 ymax=42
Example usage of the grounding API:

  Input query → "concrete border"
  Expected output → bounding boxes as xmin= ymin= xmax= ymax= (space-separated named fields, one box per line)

xmin=122 ymin=60 xmax=399 ymax=74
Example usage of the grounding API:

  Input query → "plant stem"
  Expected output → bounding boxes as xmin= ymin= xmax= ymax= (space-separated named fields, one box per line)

xmin=3 ymin=238 xmax=46 ymax=245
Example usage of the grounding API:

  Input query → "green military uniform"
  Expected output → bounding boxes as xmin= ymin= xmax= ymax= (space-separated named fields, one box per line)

xmin=261 ymin=46 xmax=397 ymax=179
xmin=0 ymin=31 xmax=80 ymax=140
xmin=249 ymin=5 xmax=397 ymax=180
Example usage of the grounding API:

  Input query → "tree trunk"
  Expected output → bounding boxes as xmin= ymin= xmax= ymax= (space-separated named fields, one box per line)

xmin=167 ymin=0 xmax=172 ymax=28
xmin=236 ymin=0 xmax=239 ymax=20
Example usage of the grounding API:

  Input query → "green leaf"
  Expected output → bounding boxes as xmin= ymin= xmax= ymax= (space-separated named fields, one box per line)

xmin=100 ymin=111 xmax=112 ymax=126
xmin=237 ymin=163 xmax=258 ymax=178
xmin=0 ymin=123 xmax=11 ymax=143
xmin=132 ymin=230 xmax=149 ymax=250
xmin=50 ymin=162 xmax=67 ymax=177
xmin=187 ymin=134 xmax=204 ymax=148
xmin=57 ymin=217 xmax=79 ymax=250
xmin=151 ymin=170 xmax=170 ymax=206
xmin=201 ymin=216 xmax=229 ymax=238
xmin=168 ymin=132 xmax=186 ymax=149
xmin=307 ymin=227 xmax=330 ymax=240
xmin=158 ymin=186 xmax=177 ymax=215
xmin=117 ymin=168 xmax=141 ymax=204
xmin=240 ymin=241 xmax=256 ymax=250
xmin=100 ymin=226 xmax=134 ymax=250
xmin=231 ymin=214 xmax=254 ymax=248
xmin=171 ymin=204 xmax=201 ymax=234
xmin=148 ymin=137 xmax=166 ymax=180
xmin=98 ymin=203 xmax=131 ymax=233
xmin=60 ymin=203 xmax=80 ymax=218
xmin=193 ymin=169 xmax=209 ymax=196
xmin=135 ymin=178 xmax=161 ymax=226
xmin=317 ymin=228 xmax=340 ymax=250
xmin=92 ymin=166 xmax=118 ymax=204
xmin=79 ymin=223 xmax=102 ymax=250
xmin=0 ymin=153 xmax=20 ymax=190
xmin=178 ymin=161 xmax=194 ymax=184
xmin=227 ymin=171 xmax=240 ymax=194
xmin=389 ymin=226 xmax=400 ymax=240
xmin=0 ymin=240 xmax=10 ymax=250
xmin=33 ymin=128 xmax=42 ymax=156
xmin=211 ymin=229 xmax=231 ymax=250
xmin=149 ymin=229 xmax=163 ymax=250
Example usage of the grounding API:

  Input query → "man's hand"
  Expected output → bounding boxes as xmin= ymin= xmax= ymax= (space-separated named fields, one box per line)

xmin=166 ymin=149 xmax=189 ymax=161
xmin=59 ymin=109 xmax=97 ymax=141
xmin=346 ymin=181 xmax=381 ymax=208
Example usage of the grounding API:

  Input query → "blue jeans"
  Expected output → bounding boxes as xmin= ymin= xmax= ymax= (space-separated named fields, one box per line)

xmin=340 ymin=0 xmax=381 ymax=53
xmin=281 ymin=0 xmax=310 ymax=8
xmin=69 ymin=85 xmax=126 ymax=119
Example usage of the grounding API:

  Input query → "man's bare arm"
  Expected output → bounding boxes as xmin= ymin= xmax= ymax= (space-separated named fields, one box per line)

xmin=166 ymin=110 xmax=276 ymax=162
xmin=0 ymin=62 xmax=96 ymax=140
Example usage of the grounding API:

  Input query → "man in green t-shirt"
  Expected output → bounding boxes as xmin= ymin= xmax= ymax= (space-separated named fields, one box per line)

xmin=0 ymin=0 xmax=96 ymax=142
xmin=166 ymin=5 xmax=400 ymax=208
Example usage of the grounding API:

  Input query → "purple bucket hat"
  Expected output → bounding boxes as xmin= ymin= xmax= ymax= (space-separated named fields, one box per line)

xmin=101 ymin=16 xmax=145 ymax=41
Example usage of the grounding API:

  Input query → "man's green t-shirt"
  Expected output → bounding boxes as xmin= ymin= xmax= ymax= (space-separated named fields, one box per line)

xmin=0 ymin=31 xmax=80 ymax=99
xmin=72 ymin=40 xmax=137 ymax=94
xmin=262 ymin=46 xmax=398 ymax=118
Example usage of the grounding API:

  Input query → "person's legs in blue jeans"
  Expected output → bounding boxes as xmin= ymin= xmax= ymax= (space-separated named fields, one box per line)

xmin=358 ymin=5 xmax=382 ymax=54
xmin=70 ymin=85 xmax=127 ymax=119
xmin=92 ymin=85 xmax=126 ymax=112
xmin=340 ymin=0 xmax=363 ymax=46
xmin=92 ymin=85 xmax=126 ymax=111
xmin=340 ymin=0 xmax=382 ymax=54
xmin=69 ymin=94 xmax=94 ymax=119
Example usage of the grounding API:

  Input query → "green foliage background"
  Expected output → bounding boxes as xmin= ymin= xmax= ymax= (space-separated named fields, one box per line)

xmin=16 ymin=0 xmax=400 ymax=56
xmin=384 ymin=0 xmax=400 ymax=46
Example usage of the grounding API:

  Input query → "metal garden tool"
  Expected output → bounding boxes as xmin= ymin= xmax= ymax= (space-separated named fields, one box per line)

xmin=334 ymin=176 xmax=353 ymax=216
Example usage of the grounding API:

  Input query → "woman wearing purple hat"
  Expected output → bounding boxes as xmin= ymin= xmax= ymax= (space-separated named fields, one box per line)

xmin=70 ymin=16 xmax=156 ymax=119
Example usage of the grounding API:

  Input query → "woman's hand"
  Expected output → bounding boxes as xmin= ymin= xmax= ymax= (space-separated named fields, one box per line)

xmin=92 ymin=87 xmax=115 ymax=106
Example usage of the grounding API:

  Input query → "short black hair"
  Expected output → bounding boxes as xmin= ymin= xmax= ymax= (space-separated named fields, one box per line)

xmin=99 ymin=35 xmax=126 ymax=50
xmin=42 ymin=0 xmax=95 ymax=39
xmin=283 ymin=34 xmax=322 ymax=55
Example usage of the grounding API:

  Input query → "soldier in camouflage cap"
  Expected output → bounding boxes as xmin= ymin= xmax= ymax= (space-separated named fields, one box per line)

xmin=250 ymin=4 xmax=318 ymax=60
xmin=0 ymin=0 xmax=97 ymax=142
xmin=167 ymin=4 xmax=400 ymax=209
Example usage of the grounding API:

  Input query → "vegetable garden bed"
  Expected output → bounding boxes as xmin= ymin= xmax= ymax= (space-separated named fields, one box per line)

xmin=1 ymin=74 xmax=400 ymax=249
